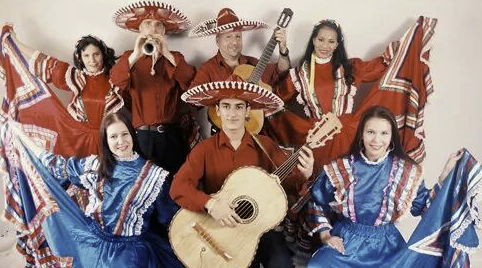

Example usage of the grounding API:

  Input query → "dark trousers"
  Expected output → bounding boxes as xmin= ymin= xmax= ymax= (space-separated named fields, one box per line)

xmin=249 ymin=230 xmax=293 ymax=268
xmin=136 ymin=126 xmax=189 ymax=176
xmin=137 ymin=127 xmax=188 ymax=239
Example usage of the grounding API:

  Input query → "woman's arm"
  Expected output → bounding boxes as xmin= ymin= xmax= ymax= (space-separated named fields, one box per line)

xmin=8 ymin=28 xmax=36 ymax=61
xmin=9 ymin=120 xmax=93 ymax=187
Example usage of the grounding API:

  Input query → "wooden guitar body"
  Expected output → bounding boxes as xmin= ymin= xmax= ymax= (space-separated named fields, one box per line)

xmin=169 ymin=166 xmax=287 ymax=268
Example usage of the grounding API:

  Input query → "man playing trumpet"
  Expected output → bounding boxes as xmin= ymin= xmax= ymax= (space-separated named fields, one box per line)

xmin=110 ymin=1 xmax=196 ymax=178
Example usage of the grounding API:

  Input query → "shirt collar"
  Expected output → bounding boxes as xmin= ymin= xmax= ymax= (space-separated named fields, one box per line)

xmin=218 ymin=128 xmax=256 ymax=149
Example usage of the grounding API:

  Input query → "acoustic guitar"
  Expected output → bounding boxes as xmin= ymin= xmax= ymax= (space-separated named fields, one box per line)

xmin=169 ymin=112 xmax=342 ymax=268
xmin=208 ymin=8 xmax=294 ymax=134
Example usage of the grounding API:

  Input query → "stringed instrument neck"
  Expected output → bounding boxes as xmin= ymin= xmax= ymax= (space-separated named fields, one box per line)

xmin=272 ymin=143 xmax=308 ymax=181
xmin=272 ymin=112 xmax=343 ymax=182
xmin=246 ymin=29 xmax=280 ymax=85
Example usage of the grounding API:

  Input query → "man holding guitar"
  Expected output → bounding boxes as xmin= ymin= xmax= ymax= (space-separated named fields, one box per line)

xmin=170 ymin=79 xmax=314 ymax=268
xmin=188 ymin=8 xmax=292 ymax=135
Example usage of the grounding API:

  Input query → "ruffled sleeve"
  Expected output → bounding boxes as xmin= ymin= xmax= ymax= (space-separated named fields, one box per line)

xmin=308 ymin=171 xmax=336 ymax=235
xmin=39 ymin=152 xmax=98 ymax=188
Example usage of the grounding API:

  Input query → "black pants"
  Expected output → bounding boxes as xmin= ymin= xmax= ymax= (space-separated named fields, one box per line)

xmin=137 ymin=127 xmax=188 ymax=239
xmin=136 ymin=126 xmax=189 ymax=176
xmin=249 ymin=230 xmax=293 ymax=268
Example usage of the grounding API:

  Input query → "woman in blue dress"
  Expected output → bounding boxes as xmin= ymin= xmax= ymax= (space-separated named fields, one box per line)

xmin=8 ymin=111 xmax=183 ymax=268
xmin=306 ymin=105 xmax=462 ymax=268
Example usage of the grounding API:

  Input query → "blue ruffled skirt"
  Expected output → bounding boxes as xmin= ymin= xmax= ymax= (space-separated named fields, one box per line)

xmin=307 ymin=219 xmax=405 ymax=268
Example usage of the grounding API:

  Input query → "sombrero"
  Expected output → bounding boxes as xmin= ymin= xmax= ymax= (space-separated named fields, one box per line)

xmin=189 ymin=8 xmax=268 ymax=38
xmin=113 ymin=1 xmax=190 ymax=34
xmin=182 ymin=79 xmax=284 ymax=133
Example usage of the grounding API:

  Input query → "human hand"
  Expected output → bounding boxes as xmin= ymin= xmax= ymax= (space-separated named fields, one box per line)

xmin=324 ymin=235 xmax=345 ymax=254
xmin=133 ymin=34 xmax=148 ymax=58
xmin=206 ymin=198 xmax=241 ymax=227
xmin=154 ymin=34 xmax=176 ymax=66
xmin=438 ymin=149 xmax=464 ymax=186
xmin=297 ymin=146 xmax=314 ymax=180
xmin=274 ymin=28 xmax=287 ymax=54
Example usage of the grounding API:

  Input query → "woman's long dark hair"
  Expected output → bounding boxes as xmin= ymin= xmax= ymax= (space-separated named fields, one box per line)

xmin=346 ymin=105 xmax=415 ymax=163
xmin=299 ymin=20 xmax=354 ymax=88
xmin=97 ymin=111 xmax=143 ymax=179
xmin=73 ymin=35 xmax=116 ymax=75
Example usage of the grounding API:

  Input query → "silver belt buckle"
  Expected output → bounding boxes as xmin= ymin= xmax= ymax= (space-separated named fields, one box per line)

xmin=156 ymin=125 xmax=164 ymax=133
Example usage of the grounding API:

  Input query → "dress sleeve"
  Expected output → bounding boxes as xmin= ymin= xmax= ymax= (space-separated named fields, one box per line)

xmin=272 ymin=68 xmax=301 ymax=104
xmin=28 ymin=51 xmax=72 ymax=91
xmin=351 ymin=57 xmax=388 ymax=84
xmin=39 ymin=151 xmax=95 ymax=188
xmin=410 ymin=180 xmax=441 ymax=217
xmin=308 ymin=171 xmax=336 ymax=235
xmin=170 ymin=143 xmax=210 ymax=211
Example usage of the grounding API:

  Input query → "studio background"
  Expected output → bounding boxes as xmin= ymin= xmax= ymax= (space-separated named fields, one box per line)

xmin=0 ymin=0 xmax=481 ymax=266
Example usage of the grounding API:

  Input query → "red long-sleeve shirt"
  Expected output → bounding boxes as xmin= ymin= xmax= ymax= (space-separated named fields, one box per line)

xmin=170 ymin=129 xmax=304 ymax=211
xmin=110 ymin=51 xmax=196 ymax=128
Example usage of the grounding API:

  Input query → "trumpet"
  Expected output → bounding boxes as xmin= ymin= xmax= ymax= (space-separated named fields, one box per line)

xmin=142 ymin=37 xmax=158 ymax=56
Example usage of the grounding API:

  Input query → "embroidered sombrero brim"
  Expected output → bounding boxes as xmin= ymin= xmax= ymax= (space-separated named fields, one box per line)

xmin=113 ymin=1 xmax=190 ymax=34
xmin=189 ymin=18 xmax=268 ymax=38
xmin=182 ymin=81 xmax=284 ymax=110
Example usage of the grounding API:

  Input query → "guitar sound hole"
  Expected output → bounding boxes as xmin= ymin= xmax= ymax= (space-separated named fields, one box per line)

xmin=231 ymin=196 xmax=258 ymax=224
xmin=234 ymin=200 xmax=254 ymax=220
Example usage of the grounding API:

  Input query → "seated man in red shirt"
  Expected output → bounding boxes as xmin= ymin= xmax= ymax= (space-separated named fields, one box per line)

xmin=189 ymin=8 xmax=291 ymax=135
xmin=171 ymin=79 xmax=314 ymax=268
xmin=110 ymin=2 xmax=196 ymax=175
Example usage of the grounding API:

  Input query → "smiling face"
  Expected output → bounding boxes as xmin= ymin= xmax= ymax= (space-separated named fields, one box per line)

xmin=106 ymin=121 xmax=133 ymax=158
xmin=312 ymin=26 xmax=338 ymax=59
xmin=216 ymin=98 xmax=250 ymax=132
xmin=362 ymin=117 xmax=392 ymax=161
xmin=81 ymin=44 xmax=103 ymax=73
xmin=216 ymin=31 xmax=243 ymax=60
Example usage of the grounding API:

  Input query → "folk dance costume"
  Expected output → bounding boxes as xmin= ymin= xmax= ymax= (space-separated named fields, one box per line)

xmin=0 ymin=25 xmax=125 ymax=264
xmin=0 ymin=25 xmax=123 ymax=158
xmin=171 ymin=81 xmax=306 ymax=268
xmin=269 ymin=16 xmax=437 ymax=167
xmin=307 ymin=149 xmax=482 ymax=268
xmin=0 ymin=124 xmax=183 ymax=267
xmin=110 ymin=1 xmax=198 ymax=174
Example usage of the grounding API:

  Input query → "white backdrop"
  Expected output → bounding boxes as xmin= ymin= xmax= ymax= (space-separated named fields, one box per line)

xmin=1 ymin=0 xmax=481 ymax=266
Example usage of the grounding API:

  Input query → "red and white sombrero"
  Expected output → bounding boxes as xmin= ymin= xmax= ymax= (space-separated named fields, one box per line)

xmin=182 ymin=80 xmax=284 ymax=110
xmin=113 ymin=1 xmax=190 ymax=34
xmin=182 ymin=79 xmax=284 ymax=134
xmin=189 ymin=8 xmax=268 ymax=38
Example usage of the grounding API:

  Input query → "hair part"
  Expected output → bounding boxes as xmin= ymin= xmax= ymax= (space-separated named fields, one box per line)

xmin=97 ymin=110 xmax=143 ymax=179
xmin=346 ymin=105 xmax=416 ymax=164
xmin=73 ymin=35 xmax=117 ymax=75
xmin=299 ymin=20 xmax=354 ymax=88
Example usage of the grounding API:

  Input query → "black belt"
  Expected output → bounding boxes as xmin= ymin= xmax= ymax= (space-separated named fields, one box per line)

xmin=136 ymin=124 xmax=177 ymax=133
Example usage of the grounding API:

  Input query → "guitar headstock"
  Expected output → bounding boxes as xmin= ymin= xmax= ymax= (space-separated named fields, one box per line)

xmin=306 ymin=112 xmax=343 ymax=149
xmin=276 ymin=8 xmax=293 ymax=28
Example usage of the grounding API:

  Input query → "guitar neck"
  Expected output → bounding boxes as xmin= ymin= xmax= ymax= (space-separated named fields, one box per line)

xmin=272 ymin=142 xmax=309 ymax=182
xmin=246 ymin=28 xmax=280 ymax=84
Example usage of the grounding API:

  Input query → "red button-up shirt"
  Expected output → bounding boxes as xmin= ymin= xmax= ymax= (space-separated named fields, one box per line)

xmin=189 ymin=51 xmax=281 ymax=88
xmin=170 ymin=129 xmax=304 ymax=211
xmin=110 ymin=51 xmax=196 ymax=128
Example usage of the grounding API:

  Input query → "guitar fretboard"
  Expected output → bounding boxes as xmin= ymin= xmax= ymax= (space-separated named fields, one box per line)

xmin=247 ymin=30 xmax=279 ymax=85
